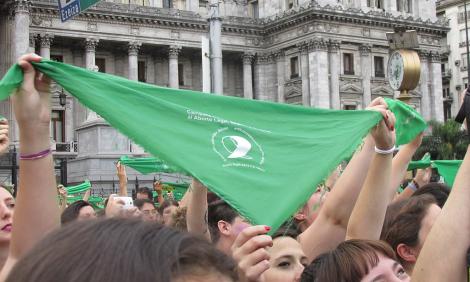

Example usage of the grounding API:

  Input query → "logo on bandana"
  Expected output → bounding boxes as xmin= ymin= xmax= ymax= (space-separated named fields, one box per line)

xmin=212 ymin=127 xmax=265 ymax=171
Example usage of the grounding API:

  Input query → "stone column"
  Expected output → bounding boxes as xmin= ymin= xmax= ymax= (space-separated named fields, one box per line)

xmin=39 ymin=34 xmax=53 ymax=60
xmin=360 ymin=44 xmax=372 ymax=107
xmin=12 ymin=0 xmax=31 ymax=60
xmin=254 ymin=54 xmax=268 ymax=100
xmin=84 ymin=38 xmax=99 ymax=122
xmin=85 ymin=38 xmax=99 ymax=70
xmin=128 ymin=41 xmax=141 ymax=81
xmin=308 ymin=39 xmax=330 ymax=108
xmin=275 ymin=50 xmax=286 ymax=103
xmin=168 ymin=45 xmax=181 ymax=89
xmin=298 ymin=42 xmax=310 ymax=106
xmin=429 ymin=52 xmax=444 ymax=122
xmin=418 ymin=51 xmax=431 ymax=120
xmin=242 ymin=53 xmax=254 ymax=99
xmin=328 ymin=40 xmax=341 ymax=109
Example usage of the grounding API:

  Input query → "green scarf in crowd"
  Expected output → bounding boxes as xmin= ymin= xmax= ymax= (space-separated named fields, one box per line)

xmin=0 ymin=60 xmax=425 ymax=231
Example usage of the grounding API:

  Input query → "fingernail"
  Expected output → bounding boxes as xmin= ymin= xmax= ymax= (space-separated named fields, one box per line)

xmin=391 ymin=125 xmax=395 ymax=131
xmin=265 ymin=226 xmax=271 ymax=232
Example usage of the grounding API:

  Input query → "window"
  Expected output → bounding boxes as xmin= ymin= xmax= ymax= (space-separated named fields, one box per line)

xmin=374 ymin=56 xmax=385 ymax=77
xmin=50 ymin=55 xmax=63 ymax=62
xmin=290 ymin=57 xmax=299 ymax=79
xmin=376 ymin=0 xmax=383 ymax=9
xmin=396 ymin=0 xmax=402 ymax=11
xmin=51 ymin=110 xmax=65 ymax=143
xmin=462 ymin=53 xmax=468 ymax=68
xmin=344 ymin=105 xmax=357 ymax=110
xmin=343 ymin=53 xmax=354 ymax=75
xmin=178 ymin=64 xmax=184 ymax=86
xmin=458 ymin=6 xmax=470 ymax=23
xmin=250 ymin=0 xmax=259 ymax=18
xmin=199 ymin=0 xmax=208 ymax=7
xmin=163 ymin=0 xmax=173 ymax=8
xmin=95 ymin=58 xmax=106 ymax=73
xmin=138 ymin=61 xmax=146 ymax=82
xmin=367 ymin=0 xmax=373 ymax=7
xmin=460 ymin=29 xmax=470 ymax=44
xmin=404 ymin=0 xmax=412 ymax=13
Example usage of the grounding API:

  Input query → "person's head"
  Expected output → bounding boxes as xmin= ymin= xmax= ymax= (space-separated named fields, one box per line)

xmin=61 ymin=200 xmax=96 ymax=225
xmin=208 ymin=200 xmax=250 ymax=254
xmin=307 ymin=239 xmax=409 ymax=282
xmin=6 ymin=219 xmax=238 ymax=282
xmin=0 ymin=187 xmax=14 ymax=244
xmin=294 ymin=189 xmax=328 ymax=232
xmin=261 ymin=229 xmax=308 ymax=282
xmin=136 ymin=187 xmax=153 ymax=201
xmin=381 ymin=194 xmax=441 ymax=273
xmin=134 ymin=199 xmax=157 ymax=222
xmin=411 ymin=183 xmax=450 ymax=208
xmin=159 ymin=199 xmax=179 ymax=226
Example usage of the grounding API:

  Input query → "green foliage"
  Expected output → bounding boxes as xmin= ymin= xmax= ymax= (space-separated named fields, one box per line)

xmin=414 ymin=120 xmax=469 ymax=160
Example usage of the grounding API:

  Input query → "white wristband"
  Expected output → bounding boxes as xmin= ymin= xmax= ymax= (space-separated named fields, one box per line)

xmin=374 ymin=145 xmax=396 ymax=155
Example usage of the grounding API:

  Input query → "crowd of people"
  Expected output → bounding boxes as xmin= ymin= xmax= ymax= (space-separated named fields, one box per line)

xmin=0 ymin=53 xmax=467 ymax=281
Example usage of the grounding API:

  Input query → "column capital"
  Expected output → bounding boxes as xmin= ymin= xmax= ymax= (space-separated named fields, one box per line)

xmin=11 ymin=0 xmax=31 ymax=14
xmin=168 ymin=45 xmax=181 ymax=59
xmin=418 ymin=50 xmax=430 ymax=60
xmin=296 ymin=41 xmax=309 ymax=54
xmin=39 ymin=33 xmax=54 ymax=48
xmin=429 ymin=51 xmax=441 ymax=63
xmin=359 ymin=44 xmax=371 ymax=56
xmin=328 ymin=40 xmax=340 ymax=52
xmin=85 ymin=38 xmax=99 ymax=52
xmin=128 ymin=41 xmax=141 ymax=56
xmin=242 ymin=53 xmax=255 ymax=65
xmin=308 ymin=38 xmax=328 ymax=52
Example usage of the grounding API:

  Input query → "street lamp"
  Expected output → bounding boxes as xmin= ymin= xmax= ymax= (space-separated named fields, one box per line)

xmin=456 ymin=0 xmax=470 ymax=129
xmin=59 ymin=88 xmax=67 ymax=107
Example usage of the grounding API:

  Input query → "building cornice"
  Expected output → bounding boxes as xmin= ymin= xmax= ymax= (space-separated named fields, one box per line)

xmin=28 ymin=0 xmax=449 ymax=38
xmin=262 ymin=1 xmax=449 ymax=36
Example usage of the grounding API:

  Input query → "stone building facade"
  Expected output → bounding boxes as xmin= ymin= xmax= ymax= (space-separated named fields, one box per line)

xmin=0 ymin=0 xmax=448 ymax=190
xmin=437 ymin=0 xmax=470 ymax=121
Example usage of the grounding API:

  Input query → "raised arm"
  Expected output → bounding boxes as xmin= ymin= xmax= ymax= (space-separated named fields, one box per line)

xmin=186 ymin=178 xmax=211 ymax=241
xmin=116 ymin=162 xmax=128 ymax=196
xmin=153 ymin=181 xmax=165 ymax=206
xmin=412 ymin=144 xmax=470 ymax=282
xmin=0 ymin=54 xmax=60 ymax=277
xmin=299 ymin=98 xmax=392 ymax=262
xmin=390 ymin=133 xmax=423 ymax=200
xmin=346 ymin=110 xmax=396 ymax=240
xmin=394 ymin=167 xmax=431 ymax=202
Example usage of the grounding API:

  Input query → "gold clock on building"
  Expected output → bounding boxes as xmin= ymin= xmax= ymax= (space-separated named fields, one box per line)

xmin=387 ymin=49 xmax=421 ymax=101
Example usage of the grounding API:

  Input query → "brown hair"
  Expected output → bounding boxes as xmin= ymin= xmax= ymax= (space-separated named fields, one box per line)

xmin=306 ymin=239 xmax=397 ymax=281
xmin=6 ymin=218 xmax=237 ymax=282
xmin=171 ymin=207 xmax=188 ymax=232
xmin=380 ymin=194 xmax=436 ymax=267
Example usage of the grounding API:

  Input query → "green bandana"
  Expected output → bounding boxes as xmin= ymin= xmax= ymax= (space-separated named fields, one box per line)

xmin=0 ymin=60 xmax=425 ymax=231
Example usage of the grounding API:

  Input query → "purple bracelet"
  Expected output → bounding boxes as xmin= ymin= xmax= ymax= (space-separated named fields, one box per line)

xmin=19 ymin=148 xmax=52 ymax=160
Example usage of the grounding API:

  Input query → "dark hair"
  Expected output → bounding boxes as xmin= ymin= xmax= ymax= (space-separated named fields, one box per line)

xmin=134 ymin=199 xmax=155 ymax=210
xmin=6 ymin=219 xmax=237 ymax=282
xmin=136 ymin=187 xmax=153 ymax=201
xmin=301 ymin=253 xmax=329 ymax=282
xmin=158 ymin=199 xmax=179 ymax=215
xmin=411 ymin=183 xmax=450 ymax=208
xmin=208 ymin=200 xmax=238 ymax=243
xmin=272 ymin=226 xmax=301 ymax=240
xmin=380 ymin=194 xmax=437 ymax=267
xmin=60 ymin=200 xmax=92 ymax=225
xmin=305 ymin=240 xmax=397 ymax=281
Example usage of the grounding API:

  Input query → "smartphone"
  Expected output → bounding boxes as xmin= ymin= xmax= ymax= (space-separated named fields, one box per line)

xmin=114 ymin=196 xmax=133 ymax=209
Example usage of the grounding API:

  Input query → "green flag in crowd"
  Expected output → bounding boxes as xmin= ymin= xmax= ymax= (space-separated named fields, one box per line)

xmin=119 ymin=156 xmax=188 ymax=175
xmin=0 ymin=60 xmax=425 ymax=231
xmin=433 ymin=160 xmax=462 ymax=188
